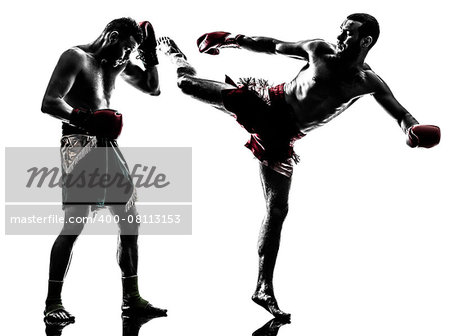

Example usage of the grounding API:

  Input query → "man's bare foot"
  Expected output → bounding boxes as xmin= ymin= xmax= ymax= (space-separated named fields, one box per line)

xmin=157 ymin=36 xmax=187 ymax=58
xmin=44 ymin=303 xmax=75 ymax=324
xmin=122 ymin=296 xmax=167 ymax=318
xmin=252 ymin=292 xmax=290 ymax=320
xmin=157 ymin=37 xmax=196 ymax=76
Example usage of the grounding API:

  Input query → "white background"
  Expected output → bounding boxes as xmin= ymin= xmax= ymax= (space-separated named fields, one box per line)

xmin=1 ymin=0 xmax=449 ymax=335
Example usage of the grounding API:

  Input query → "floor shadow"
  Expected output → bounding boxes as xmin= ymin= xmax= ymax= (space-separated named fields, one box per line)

xmin=252 ymin=317 xmax=291 ymax=336
xmin=122 ymin=315 xmax=156 ymax=336
xmin=44 ymin=320 xmax=75 ymax=336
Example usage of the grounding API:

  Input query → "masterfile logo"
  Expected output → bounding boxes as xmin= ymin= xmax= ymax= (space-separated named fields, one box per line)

xmin=5 ymin=147 xmax=192 ymax=235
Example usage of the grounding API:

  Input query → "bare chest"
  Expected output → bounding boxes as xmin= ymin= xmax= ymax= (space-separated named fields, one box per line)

xmin=68 ymin=58 xmax=120 ymax=110
xmin=297 ymin=62 xmax=368 ymax=101
xmin=287 ymin=62 xmax=372 ymax=131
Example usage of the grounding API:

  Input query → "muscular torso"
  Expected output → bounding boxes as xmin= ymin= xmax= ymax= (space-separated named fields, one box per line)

xmin=284 ymin=43 xmax=376 ymax=133
xmin=65 ymin=45 xmax=125 ymax=111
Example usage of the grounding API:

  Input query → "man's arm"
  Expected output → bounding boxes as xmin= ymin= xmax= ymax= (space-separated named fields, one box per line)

xmin=371 ymin=72 xmax=418 ymax=133
xmin=42 ymin=48 xmax=124 ymax=139
xmin=238 ymin=36 xmax=312 ymax=60
xmin=121 ymin=62 xmax=160 ymax=95
xmin=371 ymin=72 xmax=440 ymax=148
xmin=197 ymin=31 xmax=325 ymax=60
xmin=41 ymin=48 xmax=83 ymax=121
xmin=121 ymin=21 xmax=160 ymax=95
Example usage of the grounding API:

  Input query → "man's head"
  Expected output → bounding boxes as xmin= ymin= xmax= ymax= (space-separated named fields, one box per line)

xmin=336 ymin=13 xmax=380 ymax=60
xmin=101 ymin=18 xmax=143 ymax=67
xmin=347 ymin=13 xmax=380 ymax=49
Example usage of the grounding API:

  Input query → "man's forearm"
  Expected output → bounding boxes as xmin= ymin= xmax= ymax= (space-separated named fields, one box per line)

xmin=239 ymin=36 xmax=278 ymax=54
xmin=399 ymin=113 xmax=419 ymax=133
xmin=123 ymin=63 xmax=160 ymax=95
xmin=145 ymin=67 xmax=160 ymax=95
xmin=41 ymin=97 xmax=73 ymax=122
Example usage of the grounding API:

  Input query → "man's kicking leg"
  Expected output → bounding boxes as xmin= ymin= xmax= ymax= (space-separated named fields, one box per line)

xmin=44 ymin=204 xmax=89 ymax=323
xmin=110 ymin=204 xmax=167 ymax=318
xmin=252 ymin=163 xmax=292 ymax=320
xmin=159 ymin=36 xmax=291 ymax=319
xmin=157 ymin=37 xmax=236 ymax=112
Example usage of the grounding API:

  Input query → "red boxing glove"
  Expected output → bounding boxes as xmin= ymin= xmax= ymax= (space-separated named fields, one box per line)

xmin=71 ymin=108 xmax=123 ymax=139
xmin=406 ymin=125 xmax=440 ymax=148
xmin=138 ymin=21 xmax=158 ymax=67
xmin=197 ymin=31 xmax=245 ymax=55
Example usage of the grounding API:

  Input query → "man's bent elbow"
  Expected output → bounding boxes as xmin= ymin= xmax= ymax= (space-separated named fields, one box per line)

xmin=41 ymin=97 xmax=62 ymax=117
xmin=149 ymin=88 xmax=161 ymax=96
xmin=141 ymin=79 xmax=160 ymax=96
xmin=41 ymin=98 xmax=51 ymax=114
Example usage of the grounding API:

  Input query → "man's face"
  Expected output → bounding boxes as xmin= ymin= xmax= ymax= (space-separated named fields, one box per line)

xmin=106 ymin=34 xmax=138 ymax=67
xmin=336 ymin=19 xmax=363 ymax=59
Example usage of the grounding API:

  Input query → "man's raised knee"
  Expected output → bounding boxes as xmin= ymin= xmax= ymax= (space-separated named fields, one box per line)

xmin=177 ymin=75 xmax=195 ymax=94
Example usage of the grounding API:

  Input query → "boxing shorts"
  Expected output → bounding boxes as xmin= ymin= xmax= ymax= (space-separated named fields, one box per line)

xmin=60 ymin=134 xmax=137 ymax=212
xmin=222 ymin=78 xmax=305 ymax=177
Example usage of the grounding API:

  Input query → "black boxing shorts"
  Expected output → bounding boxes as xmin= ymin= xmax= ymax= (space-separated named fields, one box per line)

xmin=222 ymin=78 xmax=305 ymax=177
